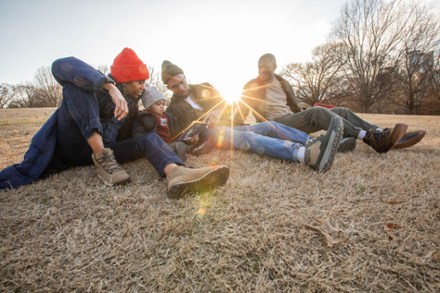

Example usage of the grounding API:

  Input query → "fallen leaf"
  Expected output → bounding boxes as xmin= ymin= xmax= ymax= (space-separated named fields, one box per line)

xmin=383 ymin=223 xmax=402 ymax=240
xmin=384 ymin=223 xmax=402 ymax=231
xmin=304 ymin=218 xmax=349 ymax=247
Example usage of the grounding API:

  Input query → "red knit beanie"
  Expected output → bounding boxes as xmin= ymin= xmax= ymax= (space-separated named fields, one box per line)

xmin=110 ymin=48 xmax=150 ymax=83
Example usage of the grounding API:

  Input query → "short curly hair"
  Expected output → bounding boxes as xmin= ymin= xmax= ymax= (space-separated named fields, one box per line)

xmin=258 ymin=53 xmax=277 ymax=67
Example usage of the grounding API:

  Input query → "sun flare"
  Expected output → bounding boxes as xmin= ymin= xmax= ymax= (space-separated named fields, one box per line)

xmin=216 ymin=84 xmax=243 ymax=105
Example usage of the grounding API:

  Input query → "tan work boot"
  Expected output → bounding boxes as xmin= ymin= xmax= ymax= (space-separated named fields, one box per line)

xmin=166 ymin=165 xmax=230 ymax=199
xmin=92 ymin=148 xmax=130 ymax=186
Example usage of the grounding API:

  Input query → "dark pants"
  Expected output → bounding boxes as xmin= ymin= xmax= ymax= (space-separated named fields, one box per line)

xmin=276 ymin=107 xmax=378 ymax=137
xmin=44 ymin=84 xmax=183 ymax=177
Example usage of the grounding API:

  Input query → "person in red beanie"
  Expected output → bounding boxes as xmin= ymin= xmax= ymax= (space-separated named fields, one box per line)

xmin=0 ymin=48 xmax=229 ymax=198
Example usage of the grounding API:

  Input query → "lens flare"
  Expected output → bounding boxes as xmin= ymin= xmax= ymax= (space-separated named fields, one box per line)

xmin=216 ymin=84 xmax=242 ymax=105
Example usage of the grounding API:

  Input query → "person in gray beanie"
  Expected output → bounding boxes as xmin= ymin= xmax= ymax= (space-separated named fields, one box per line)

xmin=134 ymin=86 xmax=199 ymax=161
xmin=160 ymin=60 xmax=348 ymax=173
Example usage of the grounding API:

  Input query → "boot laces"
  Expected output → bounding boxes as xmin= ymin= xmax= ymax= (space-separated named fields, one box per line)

xmin=97 ymin=151 xmax=123 ymax=174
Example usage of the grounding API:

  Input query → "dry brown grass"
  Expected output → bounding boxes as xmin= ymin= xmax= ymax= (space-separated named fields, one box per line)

xmin=1 ymin=108 xmax=439 ymax=292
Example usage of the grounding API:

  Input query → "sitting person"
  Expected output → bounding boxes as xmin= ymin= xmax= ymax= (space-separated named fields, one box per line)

xmin=0 ymin=48 xmax=229 ymax=199
xmin=158 ymin=62 xmax=346 ymax=173
xmin=133 ymin=86 xmax=200 ymax=161
xmin=234 ymin=53 xmax=426 ymax=153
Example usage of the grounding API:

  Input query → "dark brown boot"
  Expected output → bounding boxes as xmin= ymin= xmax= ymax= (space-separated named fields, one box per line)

xmin=363 ymin=123 xmax=407 ymax=153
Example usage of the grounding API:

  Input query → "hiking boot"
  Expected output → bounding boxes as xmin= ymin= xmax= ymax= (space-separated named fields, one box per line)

xmin=304 ymin=116 xmax=343 ymax=173
xmin=338 ymin=137 xmax=357 ymax=153
xmin=392 ymin=130 xmax=426 ymax=150
xmin=92 ymin=148 xmax=130 ymax=186
xmin=363 ymin=123 xmax=407 ymax=153
xmin=171 ymin=141 xmax=190 ymax=161
xmin=167 ymin=165 xmax=230 ymax=199
xmin=191 ymin=140 xmax=214 ymax=156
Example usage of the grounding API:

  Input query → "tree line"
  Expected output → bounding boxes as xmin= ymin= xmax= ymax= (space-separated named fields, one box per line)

xmin=1 ymin=0 xmax=439 ymax=114
xmin=0 ymin=65 xmax=167 ymax=109
xmin=280 ymin=0 xmax=440 ymax=115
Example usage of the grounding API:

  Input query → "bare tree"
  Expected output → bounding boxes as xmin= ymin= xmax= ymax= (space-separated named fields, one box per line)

xmin=332 ymin=0 xmax=410 ymax=112
xmin=97 ymin=65 xmax=110 ymax=76
xmin=397 ymin=4 xmax=440 ymax=114
xmin=280 ymin=42 xmax=347 ymax=106
xmin=0 ymin=83 xmax=14 ymax=108
xmin=429 ymin=49 xmax=440 ymax=99
xmin=8 ymin=84 xmax=39 ymax=108
xmin=34 ymin=66 xmax=62 ymax=107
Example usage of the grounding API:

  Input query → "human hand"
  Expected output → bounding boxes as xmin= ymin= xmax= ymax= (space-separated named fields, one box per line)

xmin=104 ymin=83 xmax=128 ymax=120
xmin=203 ymin=111 xmax=220 ymax=128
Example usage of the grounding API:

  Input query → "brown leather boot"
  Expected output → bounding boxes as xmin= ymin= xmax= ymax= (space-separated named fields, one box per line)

xmin=363 ymin=124 xmax=407 ymax=153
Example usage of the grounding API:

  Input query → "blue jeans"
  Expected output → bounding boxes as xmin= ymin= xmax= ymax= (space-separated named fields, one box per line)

xmin=47 ymin=83 xmax=183 ymax=177
xmin=209 ymin=121 xmax=310 ymax=162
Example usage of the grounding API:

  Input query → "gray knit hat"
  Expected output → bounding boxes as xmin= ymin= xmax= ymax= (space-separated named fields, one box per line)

xmin=141 ymin=86 xmax=165 ymax=109
xmin=161 ymin=60 xmax=184 ymax=84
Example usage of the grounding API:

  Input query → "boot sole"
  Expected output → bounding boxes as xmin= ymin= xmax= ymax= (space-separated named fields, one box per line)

xmin=97 ymin=174 xmax=131 ymax=186
xmin=167 ymin=166 xmax=230 ymax=199
xmin=392 ymin=130 xmax=426 ymax=150
xmin=319 ymin=118 xmax=343 ymax=173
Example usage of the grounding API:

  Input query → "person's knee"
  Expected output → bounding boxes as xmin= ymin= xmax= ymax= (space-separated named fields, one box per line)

xmin=261 ymin=121 xmax=278 ymax=131
xmin=308 ymin=106 xmax=330 ymax=118
xmin=331 ymin=107 xmax=350 ymax=118
xmin=138 ymin=131 xmax=159 ymax=143
xmin=265 ymin=121 xmax=278 ymax=128
xmin=128 ymin=132 xmax=162 ymax=154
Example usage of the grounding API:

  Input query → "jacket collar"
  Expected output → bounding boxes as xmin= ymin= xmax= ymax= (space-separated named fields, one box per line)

xmin=256 ymin=74 xmax=284 ymax=85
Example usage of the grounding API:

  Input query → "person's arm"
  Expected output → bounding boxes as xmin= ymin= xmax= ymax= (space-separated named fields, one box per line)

xmin=280 ymin=78 xmax=302 ymax=113
xmin=196 ymin=83 xmax=226 ymax=128
xmin=132 ymin=111 xmax=157 ymax=137
xmin=203 ymin=107 xmax=223 ymax=128
xmin=166 ymin=103 xmax=193 ymax=134
xmin=103 ymin=83 xmax=128 ymax=120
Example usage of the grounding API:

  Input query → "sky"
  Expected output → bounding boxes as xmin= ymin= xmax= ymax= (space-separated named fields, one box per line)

xmin=0 ymin=0 xmax=438 ymax=99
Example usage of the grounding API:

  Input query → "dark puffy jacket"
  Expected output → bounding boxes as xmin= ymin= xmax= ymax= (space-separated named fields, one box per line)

xmin=132 ymin=111 xmax=179 ymax=139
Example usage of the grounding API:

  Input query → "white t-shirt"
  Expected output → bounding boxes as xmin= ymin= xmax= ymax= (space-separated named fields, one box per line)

xmin=185 ymin=96 xmax=203 ymax=111
xmin=265 ymin=78 xmax=292 ymax=120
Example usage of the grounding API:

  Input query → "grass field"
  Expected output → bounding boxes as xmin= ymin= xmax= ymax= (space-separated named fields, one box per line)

xmin=1 ymin=108 xmax=439 ymax=292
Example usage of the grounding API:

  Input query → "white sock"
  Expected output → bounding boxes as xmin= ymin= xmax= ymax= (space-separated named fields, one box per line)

xmin=297 ymin=147 xmax=305 ymax=163
xmin=357 ymin=130 xmax=367 ymax=140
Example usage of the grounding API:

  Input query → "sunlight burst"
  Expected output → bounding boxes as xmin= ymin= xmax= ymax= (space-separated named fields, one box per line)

xmin=216 ymin=84 xmax=242 ymax=105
